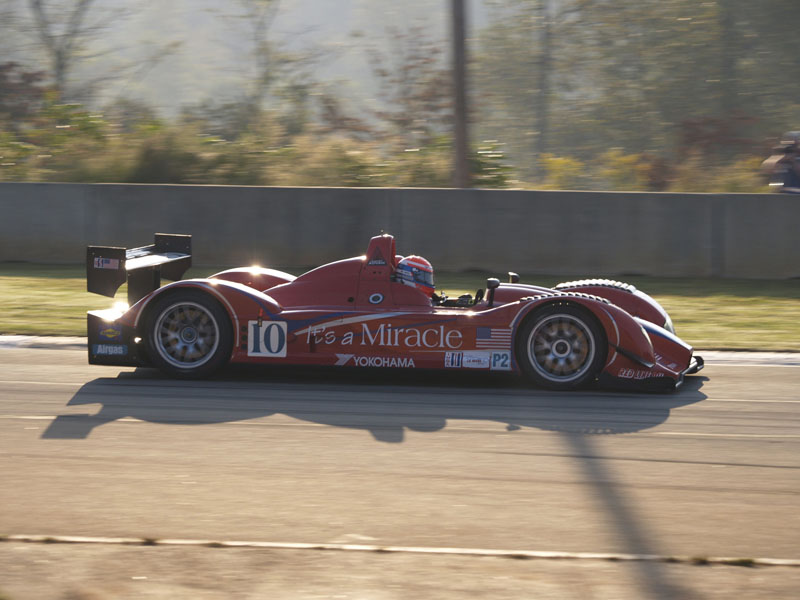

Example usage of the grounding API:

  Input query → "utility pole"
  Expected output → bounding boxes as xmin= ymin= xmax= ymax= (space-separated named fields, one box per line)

xmin=451 ymin=0 xmax=470 ymax=188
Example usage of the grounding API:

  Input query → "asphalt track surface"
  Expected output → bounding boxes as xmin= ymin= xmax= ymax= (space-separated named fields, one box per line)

xmin=1 ymin=342 xmax=799 ymax=599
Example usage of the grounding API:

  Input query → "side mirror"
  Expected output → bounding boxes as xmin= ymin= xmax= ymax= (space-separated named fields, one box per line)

xmin=508 ymin=272 xmax=520 ymax=284
xmin=486 ymin=277 xmax=500 ymax=307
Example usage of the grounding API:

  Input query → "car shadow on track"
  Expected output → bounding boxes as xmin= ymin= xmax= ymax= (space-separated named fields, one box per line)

xmin=42 ymin=365 xmax=708 ymax=442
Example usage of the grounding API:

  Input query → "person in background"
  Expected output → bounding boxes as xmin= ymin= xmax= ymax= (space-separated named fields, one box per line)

xmin=761 ymin=131 xmax=800 ymax=193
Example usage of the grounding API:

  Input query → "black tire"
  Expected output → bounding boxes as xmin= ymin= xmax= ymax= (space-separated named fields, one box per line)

xmin=142 ymin=290 xmax=233 ymax=378
xmin=516 ymin=304 xmax=607 ymax=391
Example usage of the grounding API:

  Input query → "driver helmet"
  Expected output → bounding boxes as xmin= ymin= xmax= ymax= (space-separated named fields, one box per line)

xmin=397 ymin=256 xmax=435 ymax=296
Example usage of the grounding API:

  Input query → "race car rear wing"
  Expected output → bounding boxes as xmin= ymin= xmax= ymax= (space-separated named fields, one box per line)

xmin=87 ymin=233 xmax=192 ymax=304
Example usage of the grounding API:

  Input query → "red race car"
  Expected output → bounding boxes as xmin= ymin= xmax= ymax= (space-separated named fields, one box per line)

xmin=86 ymin=233 xmax=703 ymax=391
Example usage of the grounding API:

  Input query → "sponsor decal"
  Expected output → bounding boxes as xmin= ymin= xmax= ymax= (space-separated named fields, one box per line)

xmin=307 ymin=323 xmax=463 ymax=350
xmin=476 ymin=327 xmax=512 ymax=349
xmin=248 ymin=320 xmax=288 ymax=357
xmin=368 ymin=293 xmax=384 ymax=305
xmin=92 ymin=344 xmax=127 ymax=356
xmin=311 ymin=329 xmax=339 ymax=345
xmin=367 ymin=249 xmax=387 ymax=266
xmin=93 ymin=257 xmax=120 ymax=270
xmin=445 ymin=352 xmax=463 ymax=368
xmin=447 ymin=351 xmax=501 ymax=369
xmin=618 ymin=368 xmax=664 ymax=380
xmin=655 ymin=354 xmax=678 ymax=369
xmin=335 ymin=354 xmax=415 ymax=368
xmin=462 ymin=352 xmax=490 ymax=369
xmin=99 ymin=325 xmax=122 ymax=341
xmin=490 ymin=351 xmax=512 ymax=371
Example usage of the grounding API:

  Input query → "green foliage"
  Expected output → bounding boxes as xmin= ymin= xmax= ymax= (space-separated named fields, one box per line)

xmin=127 ymin=133 xmax=206 ymax=184
xmin=471 ymin=141 xmax=514 ymax=188
xmin=1 ymin=98 xmax=112 ymax=182
xmin=103 ymin=98 xmax=163 ymax=134
xmin=670 ymin=154 xmax=769 ymax=193
xmin=596 ymin=149 xmax=652 ymax=192
xmin=0 ymin=93 xmax=777 ymax=191
xmin=273 ymin=135 xmax=385 ymax=187
xmin=381 ymin=137 xmax=452 ymax=188
xmin=538 ymin=154 xmax=587 ymax=190
xmin=368 ymin=25 xmax=453 ymax=149
xmin=711 ymin=157 xmax=771 ymax=193
xmin=0 ymin=132 xmax=39 ymax=181
xmin=519 ymin=150 xmax=769 ymax=193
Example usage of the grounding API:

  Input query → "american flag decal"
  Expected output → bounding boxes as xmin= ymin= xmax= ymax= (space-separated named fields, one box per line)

xmin=475 ymin=327 xmax=512 ymax=349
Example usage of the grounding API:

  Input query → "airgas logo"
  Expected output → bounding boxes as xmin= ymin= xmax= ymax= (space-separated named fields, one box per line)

xmin=92 ymin=344 xmax=127 ymax=356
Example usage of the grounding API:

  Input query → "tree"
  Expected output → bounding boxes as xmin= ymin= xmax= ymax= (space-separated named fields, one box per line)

xmin=368 ymin=24 xmax=452 ymax=149
xmin=22 ymin=0 xmax=177 ymax=104
xmin=451 ymin=0 xmax=469 ymax=187
xmin=474 ymin=0 xmax=800 ymax=182
xmin=0 ymin=62 xmax=48 ymax=130
xmin=475 ymin=0 xmax=590 ymax=178
xmin=27 ymin=0 xmax=98 ymax=99
xmin=232 ymin=0 xmax=282 ymax=110
xmin=575 ymin=0 xmax=800 ymax=158
xmin=219 ymin=0 xmax=320 ymax=134
xmin=316 ymin=92 xmax=373 ymax=140
xmin=0 ymin=1 xmax=23 ymax=57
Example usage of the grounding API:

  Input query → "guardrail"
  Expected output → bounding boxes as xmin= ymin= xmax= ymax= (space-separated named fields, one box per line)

xmin=1 ymin=182 xmax=797 ymax=278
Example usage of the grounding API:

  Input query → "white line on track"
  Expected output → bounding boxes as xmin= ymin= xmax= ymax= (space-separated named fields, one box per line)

xmin=699 ymin=351 xmax=800 ymax=367
xmin=708 ymin=363 xmax=800 ymax=368
xmin=0 ymin=380 xmax=84 ymax=386
xmin=651 ymin=432 xmax=800 ymax=439
xmin=2 ymin=534 xmax=798 ymax=568
xmin=0 ymin=336 xmax=85 ymax=349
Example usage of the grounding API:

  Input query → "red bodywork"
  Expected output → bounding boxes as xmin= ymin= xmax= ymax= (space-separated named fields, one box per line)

xmin=88 ymin=234 xmax=702 ymax=390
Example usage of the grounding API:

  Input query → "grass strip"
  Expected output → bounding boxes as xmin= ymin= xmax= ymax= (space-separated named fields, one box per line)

xmin=0 ymin=263 xmax=798 ymax=351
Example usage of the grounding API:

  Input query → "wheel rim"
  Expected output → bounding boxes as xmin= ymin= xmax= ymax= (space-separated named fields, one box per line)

xmin=527 ymin=313 xmax=595 ymax=383
xmin=153 ymin=301 xmax=220 ymax=369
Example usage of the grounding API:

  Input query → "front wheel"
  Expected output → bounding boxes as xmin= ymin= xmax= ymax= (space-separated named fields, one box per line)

xmin=143 ymin=290 xmax=233 ymax=378
xmin=516 ymin=304 xmax=607 ymax=390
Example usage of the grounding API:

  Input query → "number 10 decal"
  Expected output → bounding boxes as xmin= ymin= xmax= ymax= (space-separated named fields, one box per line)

xmin=248 ymin=321 xmax=288 ymax=357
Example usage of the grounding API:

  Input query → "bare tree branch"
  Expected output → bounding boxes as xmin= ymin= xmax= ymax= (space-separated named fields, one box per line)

xmin=28 ymin=0 xmax=57 ymax=54
xmin=23 ymin=0 xmax=151 ymax=103
xmin=235 ymin=0 xmax=281 ymax=105
xmin=63 ymin=0 xmax=93 ymax=58
xmin=27 ymin=0 xmax=98 ymax=98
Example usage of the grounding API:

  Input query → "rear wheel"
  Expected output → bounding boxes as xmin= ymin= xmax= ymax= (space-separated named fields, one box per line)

xmin=143 ymin=290 xmax=233 ymax=378
xmin=516 ymin=304 xmax=607 ymax=390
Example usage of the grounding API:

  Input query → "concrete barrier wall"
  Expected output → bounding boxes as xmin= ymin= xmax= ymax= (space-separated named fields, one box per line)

xmin=1 ymin=182 xmax=798 ymax=278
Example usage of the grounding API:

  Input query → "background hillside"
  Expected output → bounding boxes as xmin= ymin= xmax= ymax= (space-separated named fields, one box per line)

xmin=1 ymin=0 xmax=797 ymax=190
